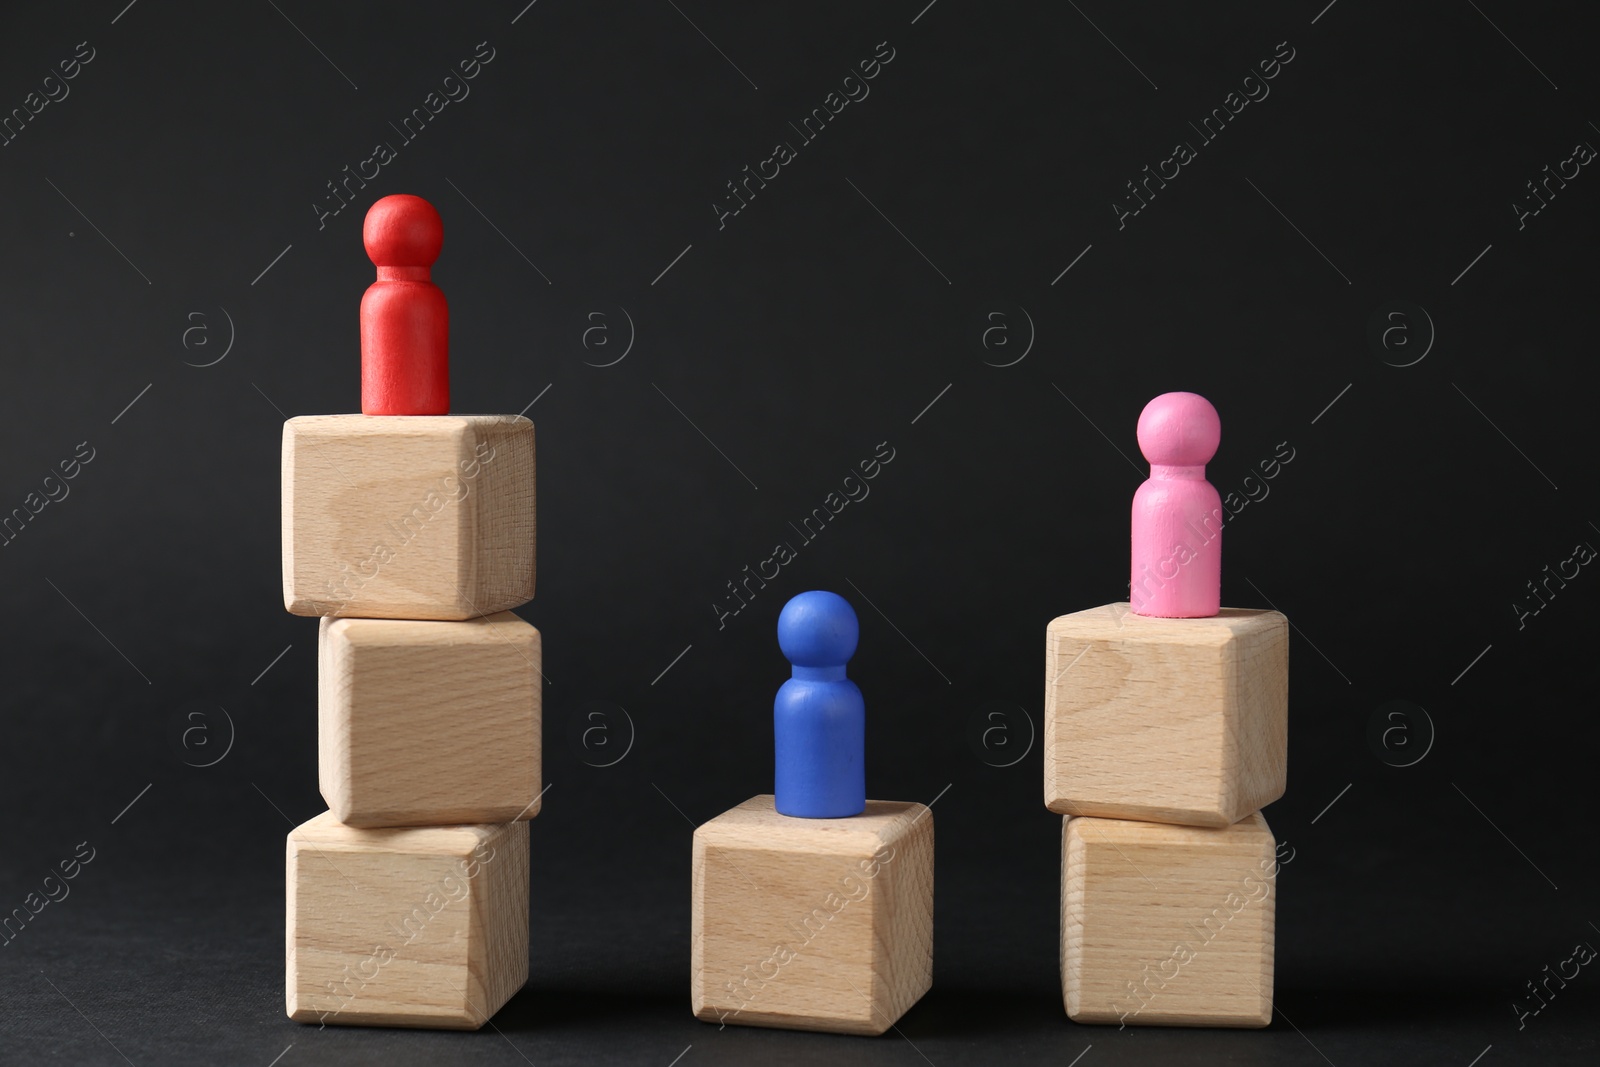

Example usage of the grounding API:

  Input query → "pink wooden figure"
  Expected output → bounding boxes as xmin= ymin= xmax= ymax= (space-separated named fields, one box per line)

xmin=1130 ymin=392 xmax=1222 ymax=618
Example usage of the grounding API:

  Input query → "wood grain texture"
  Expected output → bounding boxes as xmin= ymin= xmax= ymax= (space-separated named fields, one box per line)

xmin=1061 ymin=813 xmax=1277 ymax=1028
xmin=1044 ymin=603 xmax=1288 ymax=827
xmin=282 ymin=414 xmax=535 ymax=620
xmin=286 ymin=812 xmax=528 ymax=1029
xmin=691 ymin=794 xmax=934 ymax=1035
xmin=319 ymin=612 xmax=541 ymax=828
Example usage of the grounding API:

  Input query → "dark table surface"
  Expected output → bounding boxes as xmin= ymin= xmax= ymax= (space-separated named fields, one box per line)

xmin=4 ymin=741 xmax=1596 ymax=1066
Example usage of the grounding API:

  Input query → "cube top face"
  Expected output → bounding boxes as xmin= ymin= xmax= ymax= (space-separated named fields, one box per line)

xmin=319 ymin=612 xmax=542 ymax=828
xmin=1062 ymin=813 xmax=1276 ymax=1028
xmin=1050 ymin=604 xmax=1279 ymax=646
xmin=282 ymin=414 xmax=535 ymax=620
xmin=286 ymin=813 xmax=529 ymax=1029
xmin=691 ymin=795 xmax=934 ymax=1035
xmin=695 ymin=794 xmax=926 ymax=854
xmin=1044 ymin=603 xmax=1288 ymax=828
xmin=289 ymin=808 xmax=497 ymax=856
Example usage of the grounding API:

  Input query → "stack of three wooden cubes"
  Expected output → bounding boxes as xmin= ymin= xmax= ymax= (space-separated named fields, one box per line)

xmin=279 ymin=410 xmax=540 ymax=1030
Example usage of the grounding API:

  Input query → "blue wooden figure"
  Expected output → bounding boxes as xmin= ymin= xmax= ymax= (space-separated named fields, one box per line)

xmin=774 ymin=590 xmax=866 ymax=818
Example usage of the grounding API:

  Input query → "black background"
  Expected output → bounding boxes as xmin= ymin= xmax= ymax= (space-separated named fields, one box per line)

xmin=2 ymin=1 xmax=1597 ymax=1064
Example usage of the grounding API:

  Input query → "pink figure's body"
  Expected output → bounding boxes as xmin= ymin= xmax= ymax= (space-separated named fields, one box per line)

xmin=1130 ymin=392 xmax=1223 ymax=618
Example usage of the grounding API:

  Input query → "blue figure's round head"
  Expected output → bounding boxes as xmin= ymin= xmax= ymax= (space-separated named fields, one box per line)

xmin=777 ymin=591 xmax=859 ymax=667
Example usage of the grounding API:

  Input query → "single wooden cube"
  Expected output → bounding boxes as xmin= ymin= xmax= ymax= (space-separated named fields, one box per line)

xmin=691 ymin=794 xmax=934 ymax=1035
xmin=282 ymin=414 xmax=535 ymax=620
xmin=1044 ymin=604 xmax=1288 ymax=828
xmin=286 ymin=812 xmax=529 ymax=1029
xmin=319 ymin=611 xmax=541 ymax=828
xmin=1061 ymin=813 xmax=1278 ymax=1028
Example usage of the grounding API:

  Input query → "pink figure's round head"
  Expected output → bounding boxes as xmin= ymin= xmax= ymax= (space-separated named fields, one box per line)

xmin=364 ymin=194 xmax=443 ymax=268
xmin=1136 ymin=391 xmax=1221 ymax=467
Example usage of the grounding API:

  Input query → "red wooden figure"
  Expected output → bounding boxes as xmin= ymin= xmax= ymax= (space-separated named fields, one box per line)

xmin=361 ymin=194 xmax=449 ymax=415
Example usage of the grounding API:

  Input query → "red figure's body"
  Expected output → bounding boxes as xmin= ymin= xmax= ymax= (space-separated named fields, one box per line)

xmin=361 ymin=195 xmax=448 ymax=415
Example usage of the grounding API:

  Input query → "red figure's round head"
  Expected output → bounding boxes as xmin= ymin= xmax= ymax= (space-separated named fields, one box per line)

xmin=364 ymin=194 xmax=443 ymax=268
xmin=1136 ymin=391 xmax=1221 ymax=467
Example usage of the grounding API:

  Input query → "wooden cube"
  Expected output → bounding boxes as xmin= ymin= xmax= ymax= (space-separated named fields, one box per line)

xmin=1061 ymin=813 xmax=1278 ymax=1028
xmin=1044 ymin=604 xmax=1288 ymax=827
xmin=691 ymin=795 xmax=934 ymax=1035
xmin=282 ymin=414 xmax=535 ymax=620
xmin=319 ymin=611 xmax=541 ymax=828
xmin=286 ymin=812 xmax=529 ymax=1029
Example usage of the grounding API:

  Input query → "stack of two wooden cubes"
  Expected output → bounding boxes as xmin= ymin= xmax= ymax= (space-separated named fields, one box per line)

xmin=279 ymin=413 xmax=541 ymax=1030
xmin=1044 ymin=601 xmax=1290 ymax=1029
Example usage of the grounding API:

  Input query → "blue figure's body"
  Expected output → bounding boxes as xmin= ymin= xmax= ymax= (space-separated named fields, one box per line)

xmin=774 ymin=590 xmax=866 ymax=818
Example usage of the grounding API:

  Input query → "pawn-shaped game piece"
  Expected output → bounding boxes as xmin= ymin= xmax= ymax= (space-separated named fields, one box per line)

xmin=361 ymin=194 xmax=449 ymax=415
xmin=1130 ymin=391 xmax=1223 ymax=618
xmin=775 ymin=591 xmax=866 ymax=819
